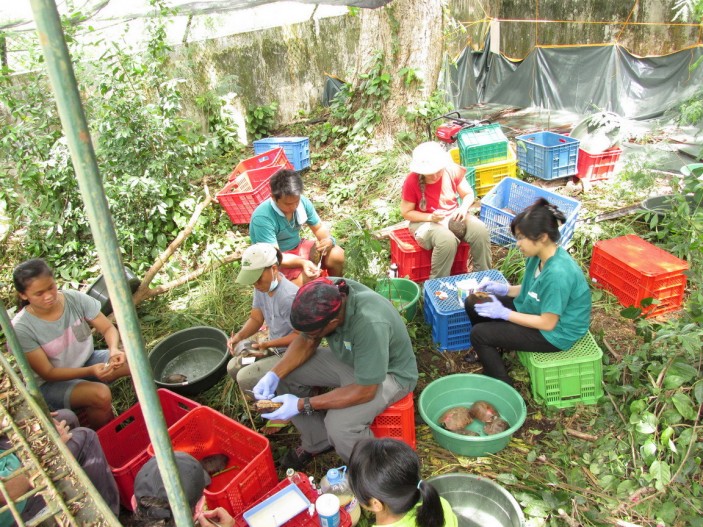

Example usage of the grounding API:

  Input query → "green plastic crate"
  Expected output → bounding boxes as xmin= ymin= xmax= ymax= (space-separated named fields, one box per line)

xmin=516 ymin=332 xmax=603 ymax=408
xmin=457 ymin=124 xmax=509 ymax=166
xmin=464 ymin=167 xmax=476 ymax=192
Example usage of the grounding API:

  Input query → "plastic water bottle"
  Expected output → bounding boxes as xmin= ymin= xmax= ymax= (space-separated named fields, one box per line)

xmin=319 ymin=466 xmax=361 ymax=526
xmin=388 ymin=263 xmax=399 ymax=278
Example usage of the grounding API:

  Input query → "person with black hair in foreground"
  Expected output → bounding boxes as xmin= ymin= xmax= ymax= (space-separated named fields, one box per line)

xmin=252 ymin=278 xmax=418 ymax=470
xmin=348 ymin=438 xmax=457 ymax=527
xmin=465 ymin=198 xmax=592 ymax=385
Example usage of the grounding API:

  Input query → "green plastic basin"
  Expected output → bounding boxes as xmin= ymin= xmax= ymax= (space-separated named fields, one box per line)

xmin=427 ymin=473 xmax=525 ymax=527
xmin=375 ymin=278 xmax=420 ymax=321
xmin=419 ymin=374 xmax=527 ymax=456
xmin=149 ymin=326 xmax=229 ymax=396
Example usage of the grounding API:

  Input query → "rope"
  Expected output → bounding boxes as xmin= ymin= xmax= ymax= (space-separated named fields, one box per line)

xmin=616 ymin=0 xmax=639 ymax=42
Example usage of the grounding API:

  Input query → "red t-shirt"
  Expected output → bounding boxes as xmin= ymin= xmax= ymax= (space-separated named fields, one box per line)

xmin=401 ymin=164 xmax=467 ymax=213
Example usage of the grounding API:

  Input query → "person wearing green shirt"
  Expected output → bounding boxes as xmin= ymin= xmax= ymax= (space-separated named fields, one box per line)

xmin=251 ymin=278 xmax=418 ymax=470
xmin=465 ymin=197 xmax=591 ymax=385
xmin=348 ymin=438 xmax=458 ymax=527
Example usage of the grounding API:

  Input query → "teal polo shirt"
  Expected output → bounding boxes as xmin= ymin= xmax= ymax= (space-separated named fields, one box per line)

xmin=325 ymin=278 xmax=418 ymax=390
xmin=514 ymin=247 xmax=592 ymax=349
xmin=249 ymin=196 xmax=320 ymax=251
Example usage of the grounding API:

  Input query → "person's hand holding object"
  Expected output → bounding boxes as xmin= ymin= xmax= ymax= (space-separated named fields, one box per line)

xmin=478 ymin=280 xmax=510 ymax=296
xmin=261 ymin=394 xmax=301 ymax=420
xmin=253 ymin=371 xmax=279 ymax=400
xmin=474 ymin=295 xmax=512 ymax=320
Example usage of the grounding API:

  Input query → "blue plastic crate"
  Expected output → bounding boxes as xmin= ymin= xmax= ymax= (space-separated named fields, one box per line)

xmin=423 ymin=270 xmax=508 ymax=351
xmin=479 ymin=178 xmax=581 ymax=246
xmin=253 ymin=137 xmax=310 ymax=171
xmin=516 ymin=131 xmax=579 ymax=180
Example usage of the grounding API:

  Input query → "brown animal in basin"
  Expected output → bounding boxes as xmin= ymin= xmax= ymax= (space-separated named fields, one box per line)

xmin=438 ymin=406 xmax=472 ymax=431
xmin=163 ymin=373 xmax=187 ymax=384
xmin=469 ymin=401 xmax=499 ymax=423
xmin=484 ymin=418 xmax=510 ymax=435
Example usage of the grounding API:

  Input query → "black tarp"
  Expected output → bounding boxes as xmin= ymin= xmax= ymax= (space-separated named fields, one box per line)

xmin=445 ymin=43 xmax=703 ymax=120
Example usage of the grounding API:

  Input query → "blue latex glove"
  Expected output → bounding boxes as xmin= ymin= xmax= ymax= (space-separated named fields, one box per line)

xmin=478 ymin=280 xmax=509 ymax=296
xmin=262 ymin=394 xmax=301 ymax=420
xmin=253 ymin=371 xmax=279 ymax=400
xmin=474 ymin=295 xmax=512 ymax=320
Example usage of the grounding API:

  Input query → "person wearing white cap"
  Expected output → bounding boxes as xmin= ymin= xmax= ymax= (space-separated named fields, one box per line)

xmin=227 ymin=243 xmax=299 ymax=420
xmin=400 ymin=141 xmax=491 ymax=278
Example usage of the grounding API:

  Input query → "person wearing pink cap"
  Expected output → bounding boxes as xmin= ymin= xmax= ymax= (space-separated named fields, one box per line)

xmin=400 ymin=142 xmax=491 ymax=278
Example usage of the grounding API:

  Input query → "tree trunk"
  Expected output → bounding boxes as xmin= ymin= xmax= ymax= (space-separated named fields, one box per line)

xmin=355 ymin=0 xmax=445 ymax=140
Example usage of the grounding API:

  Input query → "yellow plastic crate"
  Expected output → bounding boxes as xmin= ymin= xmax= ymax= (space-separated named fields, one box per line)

xmin=450 ymin=147 xmax=460 ymax=165
xmin=472 ymin=148 xmax=517 ymax=197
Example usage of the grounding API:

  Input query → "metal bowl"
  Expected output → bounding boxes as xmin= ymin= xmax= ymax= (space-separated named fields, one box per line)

xmin=149 ymin=326 xmax=229 ymax=396
xmin=427 ymin=473 xmax=525 ymax=527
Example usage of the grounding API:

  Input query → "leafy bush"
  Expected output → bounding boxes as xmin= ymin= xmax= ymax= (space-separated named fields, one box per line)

xmin=245 ymin=102 xmax=278 ymax=140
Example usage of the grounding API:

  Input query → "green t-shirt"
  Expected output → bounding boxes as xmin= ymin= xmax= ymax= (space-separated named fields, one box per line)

xmin=0 ymin=450 xmax=27 ymax=525
xmin=514 ymin=247 xmax=592 ymax=349
xmin=325 ymin=279 xmax=418 ymax=390
xmin=373 ymin=496 xmax=458 ymax=527
xmin=249 ymin=196 xmax=321 ymax=251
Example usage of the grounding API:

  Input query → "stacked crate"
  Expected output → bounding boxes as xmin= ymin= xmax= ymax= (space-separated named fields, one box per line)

xmin=589 ymin=235 xmax=688 ymax=318
xmin=216 ymin=146 xmax=295 ymax=224
xmin=456 ymin=124 xmax=514 ymax=197
xmin=516 ymin=131 xmax=580 ymax=180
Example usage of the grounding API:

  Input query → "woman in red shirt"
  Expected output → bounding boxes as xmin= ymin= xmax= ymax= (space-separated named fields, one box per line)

xmin=400 ymin=142 xmax=491 ymax=278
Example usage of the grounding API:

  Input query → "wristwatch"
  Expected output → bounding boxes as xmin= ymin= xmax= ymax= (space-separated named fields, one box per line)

xmin=302 ymin=397 xmax=315 ymax=415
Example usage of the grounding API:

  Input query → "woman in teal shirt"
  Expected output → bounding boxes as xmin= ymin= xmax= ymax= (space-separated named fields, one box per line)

xmin=464 ymin=198 xmax=591 ymax=385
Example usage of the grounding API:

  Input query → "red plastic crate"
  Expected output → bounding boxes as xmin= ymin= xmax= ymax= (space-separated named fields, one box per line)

xmin=228 ymin=147 xmax=293 ymax=181
xmin=234 ymin=473 xmax=351 ymax=527
xmin=147 ymin=406 xmax=277 ymax=516
xmin=216 ymin=166 xmax=283 ymax=224
xmin=589 ymin=235 xmax=688 ymax=317
xmin=370 ymin=392 xmax=416 ymax=450
xmin=389 ymin=227 xmax=469 ymax=282
xmin=576 ymin=146 xmax=622 ymax=183
xmin=97 ymin=389 xmax=201 ymax=510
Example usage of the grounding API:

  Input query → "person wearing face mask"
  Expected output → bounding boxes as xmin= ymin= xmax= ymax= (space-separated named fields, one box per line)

xmin=227 ymin=244 xmax=300 ymax=414
xmin=249 ymin=169 xmax=345 ymax=286
xmin=400 ymin=141 xmax=491 ymax=278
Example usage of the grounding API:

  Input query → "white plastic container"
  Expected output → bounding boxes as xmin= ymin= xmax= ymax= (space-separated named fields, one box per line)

xmin=319 ymin=466 xmax=361 ymax=526
xmin=315 ymin=494 xmax=340 ymax=527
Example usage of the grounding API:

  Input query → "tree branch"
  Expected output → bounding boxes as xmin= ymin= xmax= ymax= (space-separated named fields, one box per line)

xmin=132 ymin=185 xmax=231 ymax=305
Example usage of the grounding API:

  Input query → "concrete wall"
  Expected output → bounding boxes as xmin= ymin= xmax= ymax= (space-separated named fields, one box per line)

xmin=173 ymin=0 xmax=699 ymax=127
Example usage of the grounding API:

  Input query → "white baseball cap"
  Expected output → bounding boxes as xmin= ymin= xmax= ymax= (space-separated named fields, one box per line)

xmin=236 ymin=243 xmax=278 ymax=285
xmin=409 ymin=142 xmax=453 ymax=175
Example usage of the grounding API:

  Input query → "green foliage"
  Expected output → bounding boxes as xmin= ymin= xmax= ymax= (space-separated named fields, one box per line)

xmin=0 ymin=4 xmax=239 ymax=284
xmin=316 ymin=52 xmax=391 ymax=148
xmin=398 ymin=89 xmax=454 ymax=144
xmin=496 ymin=246 xmax=525 ymax=284
xmin=332 ymin=218 xmax=387 ymax=289
xmin=245 ymin=102 xmax=278 ymax=140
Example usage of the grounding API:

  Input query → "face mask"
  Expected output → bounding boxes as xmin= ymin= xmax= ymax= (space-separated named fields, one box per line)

xmin=268 ymin=268 xmax=279 ymax=293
